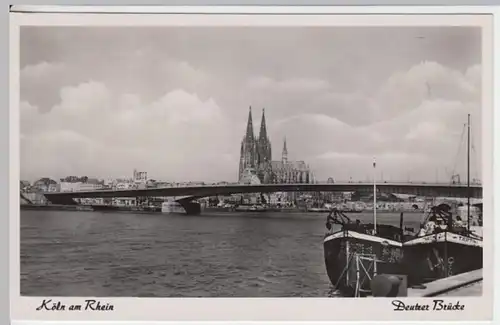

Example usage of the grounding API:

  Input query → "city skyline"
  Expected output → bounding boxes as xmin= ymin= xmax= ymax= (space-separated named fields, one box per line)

xmin=20 ymin=26 xmax=482 ymax=183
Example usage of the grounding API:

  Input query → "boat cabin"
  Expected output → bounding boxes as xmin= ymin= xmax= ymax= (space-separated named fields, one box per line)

xmin=417 ymin=203 xmax=471 ymax=237
xmin=326 ymin=209 xmax=405 ymax=242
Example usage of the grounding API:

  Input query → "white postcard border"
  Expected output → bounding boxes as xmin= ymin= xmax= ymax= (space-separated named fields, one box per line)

xmin=9 ymin=6 xmax=495 ymax=322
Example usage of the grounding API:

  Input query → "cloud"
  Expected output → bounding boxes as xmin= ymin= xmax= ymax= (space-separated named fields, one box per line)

xmin=247 ymin=77 xmax=330 ymax=94
xmin=161 ymin=60 xmax=211 ymax=91
xmin=269 ymin=83 xmax=481 ymax=182
xmin=247 ymin=61 xmax=481 ymax=129
xmin=19 ymin=27 xmax=483 ymax=183
xmin=316 ymin=151 xmax=427 ymax=162
xmin=313 ymin=151 xmax=430 ymax=181
xmin=20 ymin=61 xmax=65 ymax=80
xmin=371 ymin=61 xmax=480 ymax=120
xmin=20 ymin=61 xmax=73 ymax=113
xmin=21 ymin=60 xmax=482 ymax=183
xmin=20 ymin=81 xmax=239 ymax=182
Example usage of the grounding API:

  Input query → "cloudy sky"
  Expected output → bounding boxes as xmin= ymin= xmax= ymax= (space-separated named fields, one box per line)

xmin=20 ymin=26 xmax=482 ymax=183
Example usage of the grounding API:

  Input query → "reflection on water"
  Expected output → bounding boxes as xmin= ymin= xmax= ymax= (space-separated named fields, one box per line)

xmin=20 ymin=210 xmax=423 ymax=297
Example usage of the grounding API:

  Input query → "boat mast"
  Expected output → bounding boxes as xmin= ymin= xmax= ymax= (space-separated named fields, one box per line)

xmin=373 ymin=157 xmax=377 ymax=235
xmin=467 ymin=114 xmax=471 ymax=232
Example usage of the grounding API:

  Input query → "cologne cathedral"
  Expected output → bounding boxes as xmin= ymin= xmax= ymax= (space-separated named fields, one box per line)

xmin=238 ymin=107 xmax=312 ymax=184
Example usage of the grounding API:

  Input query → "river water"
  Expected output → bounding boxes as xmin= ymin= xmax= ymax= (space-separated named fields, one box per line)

xmin=20 ymin=210 xmax=423 ymax=297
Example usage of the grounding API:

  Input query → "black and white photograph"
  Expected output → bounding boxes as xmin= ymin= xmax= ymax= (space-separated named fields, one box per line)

xmin=10 ymin=7 xmax=494 ymax=322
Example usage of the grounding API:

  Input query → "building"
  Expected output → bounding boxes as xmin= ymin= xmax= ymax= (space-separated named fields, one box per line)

xmin=133 ymin=169 xmax=148 ymax=184
xmin=60 ymin=182 xmax=81 ymax=192
xmin=238 ymin=107 xmax=267 ymax=180
xmin=60 ymin=176 xmax=104 ymax=192
xmin=115 ymin=182 xmax=133 ymax=190
xmin=22 ymin=192 xmax=49 ymax=205
xmin=262 ymin=140 xmax=311 ymax=184
xmin=32 ymin=178 xmax=58 ymax=192
xmin=77 ymin=182 xmax=103 ymax=191
xmin=20 ymin=180 xmax=31 ymax=191
xmin=239 ymin=167 xmax=262 ymax=185
xmin=238 ymin=106 xmax=312 ymax=184
xmin=112 ymin=197 xmax=137 ymax=206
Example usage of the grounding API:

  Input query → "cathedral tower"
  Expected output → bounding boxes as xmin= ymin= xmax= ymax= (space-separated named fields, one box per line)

xmin=257 ymin=108 xmax=272 ymax=165
xmin=282 ymin=137 xmax=288 ymax=163
xmin=239 ymin=106 xmax=258 ymax=181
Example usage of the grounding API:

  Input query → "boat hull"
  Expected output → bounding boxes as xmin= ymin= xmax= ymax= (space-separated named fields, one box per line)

xmin=324 ymin=230 xmax=404 ymax=296
xmin=235 ymin=205 xmax=267 ymax=212
xmin=402 ymin=231 xmax=483 ymax=285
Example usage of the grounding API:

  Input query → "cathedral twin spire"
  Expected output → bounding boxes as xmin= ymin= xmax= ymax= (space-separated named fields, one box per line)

xmin=243 ymin=106 xmax=289 ymax=164
xmin=259 ymin=108 xmax=268 ymax=141
xmin=239 ymin=106 xmax=310 ymax=184
xmin=239 ymin=106 xmax=272 ymax=180
xmin=245 ymin=106 xmax=255 ymax=142
xmin=244 ymin=106 xmax=268 ymax=141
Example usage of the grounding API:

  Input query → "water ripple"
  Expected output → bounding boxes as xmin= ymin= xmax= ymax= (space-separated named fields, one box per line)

xmin=20 ymin=210 xmax=422 ymax=297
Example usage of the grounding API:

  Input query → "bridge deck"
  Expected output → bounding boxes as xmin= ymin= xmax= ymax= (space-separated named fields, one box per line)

xmin=42 ymin=182 xmax=482 ymax=202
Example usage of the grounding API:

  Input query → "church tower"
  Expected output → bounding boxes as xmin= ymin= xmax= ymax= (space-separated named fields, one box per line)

xmin=255 ymin=108 xmax=272 ymax=183
xmin=282 ymin=137 xmax=288 ymax=163
xmin=239 ymin=106 xmax=258 ymax=181
xmin=257 ymin=108 xmax=272 ymax=165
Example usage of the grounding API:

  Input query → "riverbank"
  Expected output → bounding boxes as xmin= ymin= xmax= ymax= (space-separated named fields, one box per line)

xmin=20 ymin=204 xmax=308 ymax=214
xmin=20 ymin=204 xmax=92 ymax=211
xmin=20 ymin=204 xmax=159 ymax=213
xmin=21 ymin=204 xmax=425 ymax=214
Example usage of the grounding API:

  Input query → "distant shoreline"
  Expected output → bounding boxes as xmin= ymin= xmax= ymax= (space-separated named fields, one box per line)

xmin=20 ymin=204 xmax=424 ymax=214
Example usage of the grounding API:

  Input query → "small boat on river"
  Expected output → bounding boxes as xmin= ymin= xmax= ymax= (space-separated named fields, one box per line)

xmin=402 ymin=203 xmax=482 ymax=285
xmin=323 ymin=209 xmax=406 ymax=297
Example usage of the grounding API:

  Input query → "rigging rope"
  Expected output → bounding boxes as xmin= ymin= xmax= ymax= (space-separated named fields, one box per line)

xmin=450 ymin=123 xmax=467 ymax=184
xmin=470 ymin=120 xmax=480 ymax=183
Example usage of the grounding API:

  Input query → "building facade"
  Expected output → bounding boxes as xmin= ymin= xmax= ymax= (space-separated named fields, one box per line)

xmin=32 ymin=178 xmax=58 ymax=192
xmin=60 ymin=177 xmax=104 ymax=192
xmin=238 ymin=107 xmax=312 ymax=184
xmin=133 ymin=169 xmax=148 ymax=184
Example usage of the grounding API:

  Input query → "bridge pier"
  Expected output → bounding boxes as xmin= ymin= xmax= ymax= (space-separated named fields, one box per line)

xmin=177 ymin=200 xmax=202 ymax=215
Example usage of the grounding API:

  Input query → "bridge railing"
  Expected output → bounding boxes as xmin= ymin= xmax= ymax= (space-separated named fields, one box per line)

xmin=150 ymin=181 xmax=481 ymax=188
xmin=40 ymin=181 xmax=483 ymax=196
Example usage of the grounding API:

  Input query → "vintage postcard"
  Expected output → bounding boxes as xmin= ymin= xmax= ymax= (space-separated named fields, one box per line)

xmin=9 ymin=5 xmax=494 ymax=322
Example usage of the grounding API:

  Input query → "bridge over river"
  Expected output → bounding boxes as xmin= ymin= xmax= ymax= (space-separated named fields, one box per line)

xmin=43 ymin=182 xmax=482 ymax=214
